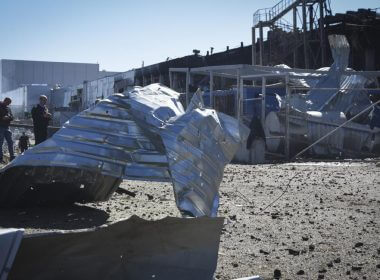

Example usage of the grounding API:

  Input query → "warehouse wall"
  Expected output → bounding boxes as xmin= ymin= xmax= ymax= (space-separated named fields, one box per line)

xmin=0 ymin=59 xmax=100 ymax=93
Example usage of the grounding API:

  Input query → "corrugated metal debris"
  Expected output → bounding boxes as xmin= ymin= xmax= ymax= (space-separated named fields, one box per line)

xmin=0 ymin=84 xmax=249 ymax=217
xmin=5 ymin=216 xmax=224 ymax=280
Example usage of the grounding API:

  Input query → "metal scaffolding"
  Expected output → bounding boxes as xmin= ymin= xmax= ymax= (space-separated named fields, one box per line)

xmin=169 ymin=64 xmax=380 ymax=161
xmin=252 ymin=0 xmax=331 ymax=69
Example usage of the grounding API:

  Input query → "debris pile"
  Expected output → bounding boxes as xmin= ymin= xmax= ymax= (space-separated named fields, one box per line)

xmin=0 ymin=84 xmax=248 ymax=217
xmin=265 ymin=35 xmax=380 ymax=157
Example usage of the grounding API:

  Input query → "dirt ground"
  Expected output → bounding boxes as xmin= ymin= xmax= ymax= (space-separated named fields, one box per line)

xmin=1 ymin=160 xmax=380 ymax=280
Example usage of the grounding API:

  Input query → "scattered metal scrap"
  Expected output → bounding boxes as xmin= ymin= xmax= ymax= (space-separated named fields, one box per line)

xmin=0 ymin=84 xmax=249 ymax=217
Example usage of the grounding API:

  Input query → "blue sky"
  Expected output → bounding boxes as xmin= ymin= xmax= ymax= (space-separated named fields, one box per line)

xmin=0 ymin=0 xmax=379 ymax=71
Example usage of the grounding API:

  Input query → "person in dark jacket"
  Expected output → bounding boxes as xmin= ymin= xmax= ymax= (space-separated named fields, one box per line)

xmin=18 ymin=131 xmax=30 ymax=153
xmin=0 ymin=97 xmax=15 ymax=163
xmin=31 ymin=95 xmax=52 ymax=145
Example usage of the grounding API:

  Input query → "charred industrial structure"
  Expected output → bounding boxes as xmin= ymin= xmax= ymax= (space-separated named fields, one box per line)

xmin=134 ymin=3 xmax=379 ymax=87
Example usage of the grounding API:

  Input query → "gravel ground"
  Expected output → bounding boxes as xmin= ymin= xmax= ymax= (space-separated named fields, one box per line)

xmin=1 ymin=160 xmax=380 ymax=280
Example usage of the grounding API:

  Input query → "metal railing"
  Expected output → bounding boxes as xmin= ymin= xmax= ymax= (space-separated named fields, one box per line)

xmin=273 ymin=18 xmax=294 ymax=32
xmin=253 ymin=0 xmax=302 ymax=26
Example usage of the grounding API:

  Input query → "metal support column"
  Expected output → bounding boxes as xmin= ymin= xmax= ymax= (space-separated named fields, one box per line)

xmin=285 ymin=74 xmax=290 ymax=160
xmin=169 ymin=71 xmax=173 ymax=89
xmin=261 ymin=77 xmax=266 ymax=127
xmin=239 ymin=78 xmax=244 ymax=121
xmin=209 ymin=71 xmax=214 ymax=108
xmin=236 ymin=69 xmax=240 ymax=119
xmin=185 ymin=68 xmax=190 ymax=107
xmin=252 ymin=27 xmax=256 ymax=65
xmin=293 ymin=7 xmax=298 ymax=68
xmin=172 ymin=73 xmax=177 ymax=91
xmin=302 ymin=1 xmax=309 ymax=69
xmin=189 ymin=72 xmax=194 ymax=87
xmin=309 ymin=5 xmax=314 ymax=31
xmin=259 ymin=23 xmax=264 ymax=66
xmin=319 ymin=0 xmax=326 ymax=66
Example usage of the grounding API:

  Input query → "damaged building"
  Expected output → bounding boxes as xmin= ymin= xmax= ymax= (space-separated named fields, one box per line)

xmin=1 ymin=2 xmax=380 ymax=280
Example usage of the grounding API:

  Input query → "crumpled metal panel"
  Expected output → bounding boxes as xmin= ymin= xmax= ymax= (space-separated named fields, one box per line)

xmin=0 ymin=228 xmax=24 ymax=280
xmin=321 ymin=74 xmax=371 ymax=119
xmin=160 ymin=91 xmax=248 ymax=216
xmin=304 ymin=35 xmax=351 ymax=111
xmin=0 ymin=84 xmax=248 ymax=217
xmin=8 ymin=216 xmax=224 ymax=280
xmin=301 ymin=35 xmax=371 ymax=117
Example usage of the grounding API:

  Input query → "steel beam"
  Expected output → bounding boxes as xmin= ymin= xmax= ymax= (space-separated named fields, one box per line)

xmin=302 ymin=0 xmax=309 ymax=69
xmin=252 ymin=27 xmax=256 ymax=65
xmin=293 ymin=7 xmax=298 ymax=68
xmin=259 ymin=23 xmax=264 ymax=66
xmin=319 ymin=0 xmax=326 ymax=66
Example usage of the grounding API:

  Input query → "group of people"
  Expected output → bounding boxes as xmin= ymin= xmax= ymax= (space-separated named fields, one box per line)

xmin=0 ymin=95 xmax=52 ymax=163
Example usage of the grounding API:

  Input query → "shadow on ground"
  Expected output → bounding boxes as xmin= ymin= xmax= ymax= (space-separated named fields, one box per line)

xmin=0 ymin=204 xmax=109 ymax=231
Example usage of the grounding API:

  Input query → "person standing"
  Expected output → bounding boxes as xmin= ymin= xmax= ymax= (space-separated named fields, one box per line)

xmin=31 ymin=95 xmax=52 ymax=145
xmin=18 ymin=131 xmax=30 ymax=153
xmin=0 ymin=97 xmax=15 ymax=163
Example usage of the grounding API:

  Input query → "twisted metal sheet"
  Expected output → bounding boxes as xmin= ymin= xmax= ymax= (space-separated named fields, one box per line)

xmin=0 ymin=84 xmax=249 ymax=217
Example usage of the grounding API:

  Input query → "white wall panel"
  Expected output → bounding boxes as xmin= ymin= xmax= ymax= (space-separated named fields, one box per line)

xmin=1 ymin=59 xmax=100 ymax=93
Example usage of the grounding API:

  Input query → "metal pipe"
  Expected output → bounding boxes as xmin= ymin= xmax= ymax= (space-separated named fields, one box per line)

xmin=291 ymin=99 xmax=380 ymax=160
xmin=244 ymin=97 xmax=263 ymax=101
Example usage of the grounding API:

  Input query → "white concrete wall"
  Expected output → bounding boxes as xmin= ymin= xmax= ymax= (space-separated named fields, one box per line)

xmin=0 ymin=59 xmax=100 ymax=93
xmin=83 ymin=70 xmax=135 ymax=108
xmin=0 ymin=85 xmax=51 ymax=118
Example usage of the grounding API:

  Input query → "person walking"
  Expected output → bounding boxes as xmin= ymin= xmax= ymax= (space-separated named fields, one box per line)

xmin=0 ymin=97 xmax=15 ymax=163
xmin=31 ymin=95 xmax=52 ymax=145
xmin=18 ymin=131 xmax=30 ymax=153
